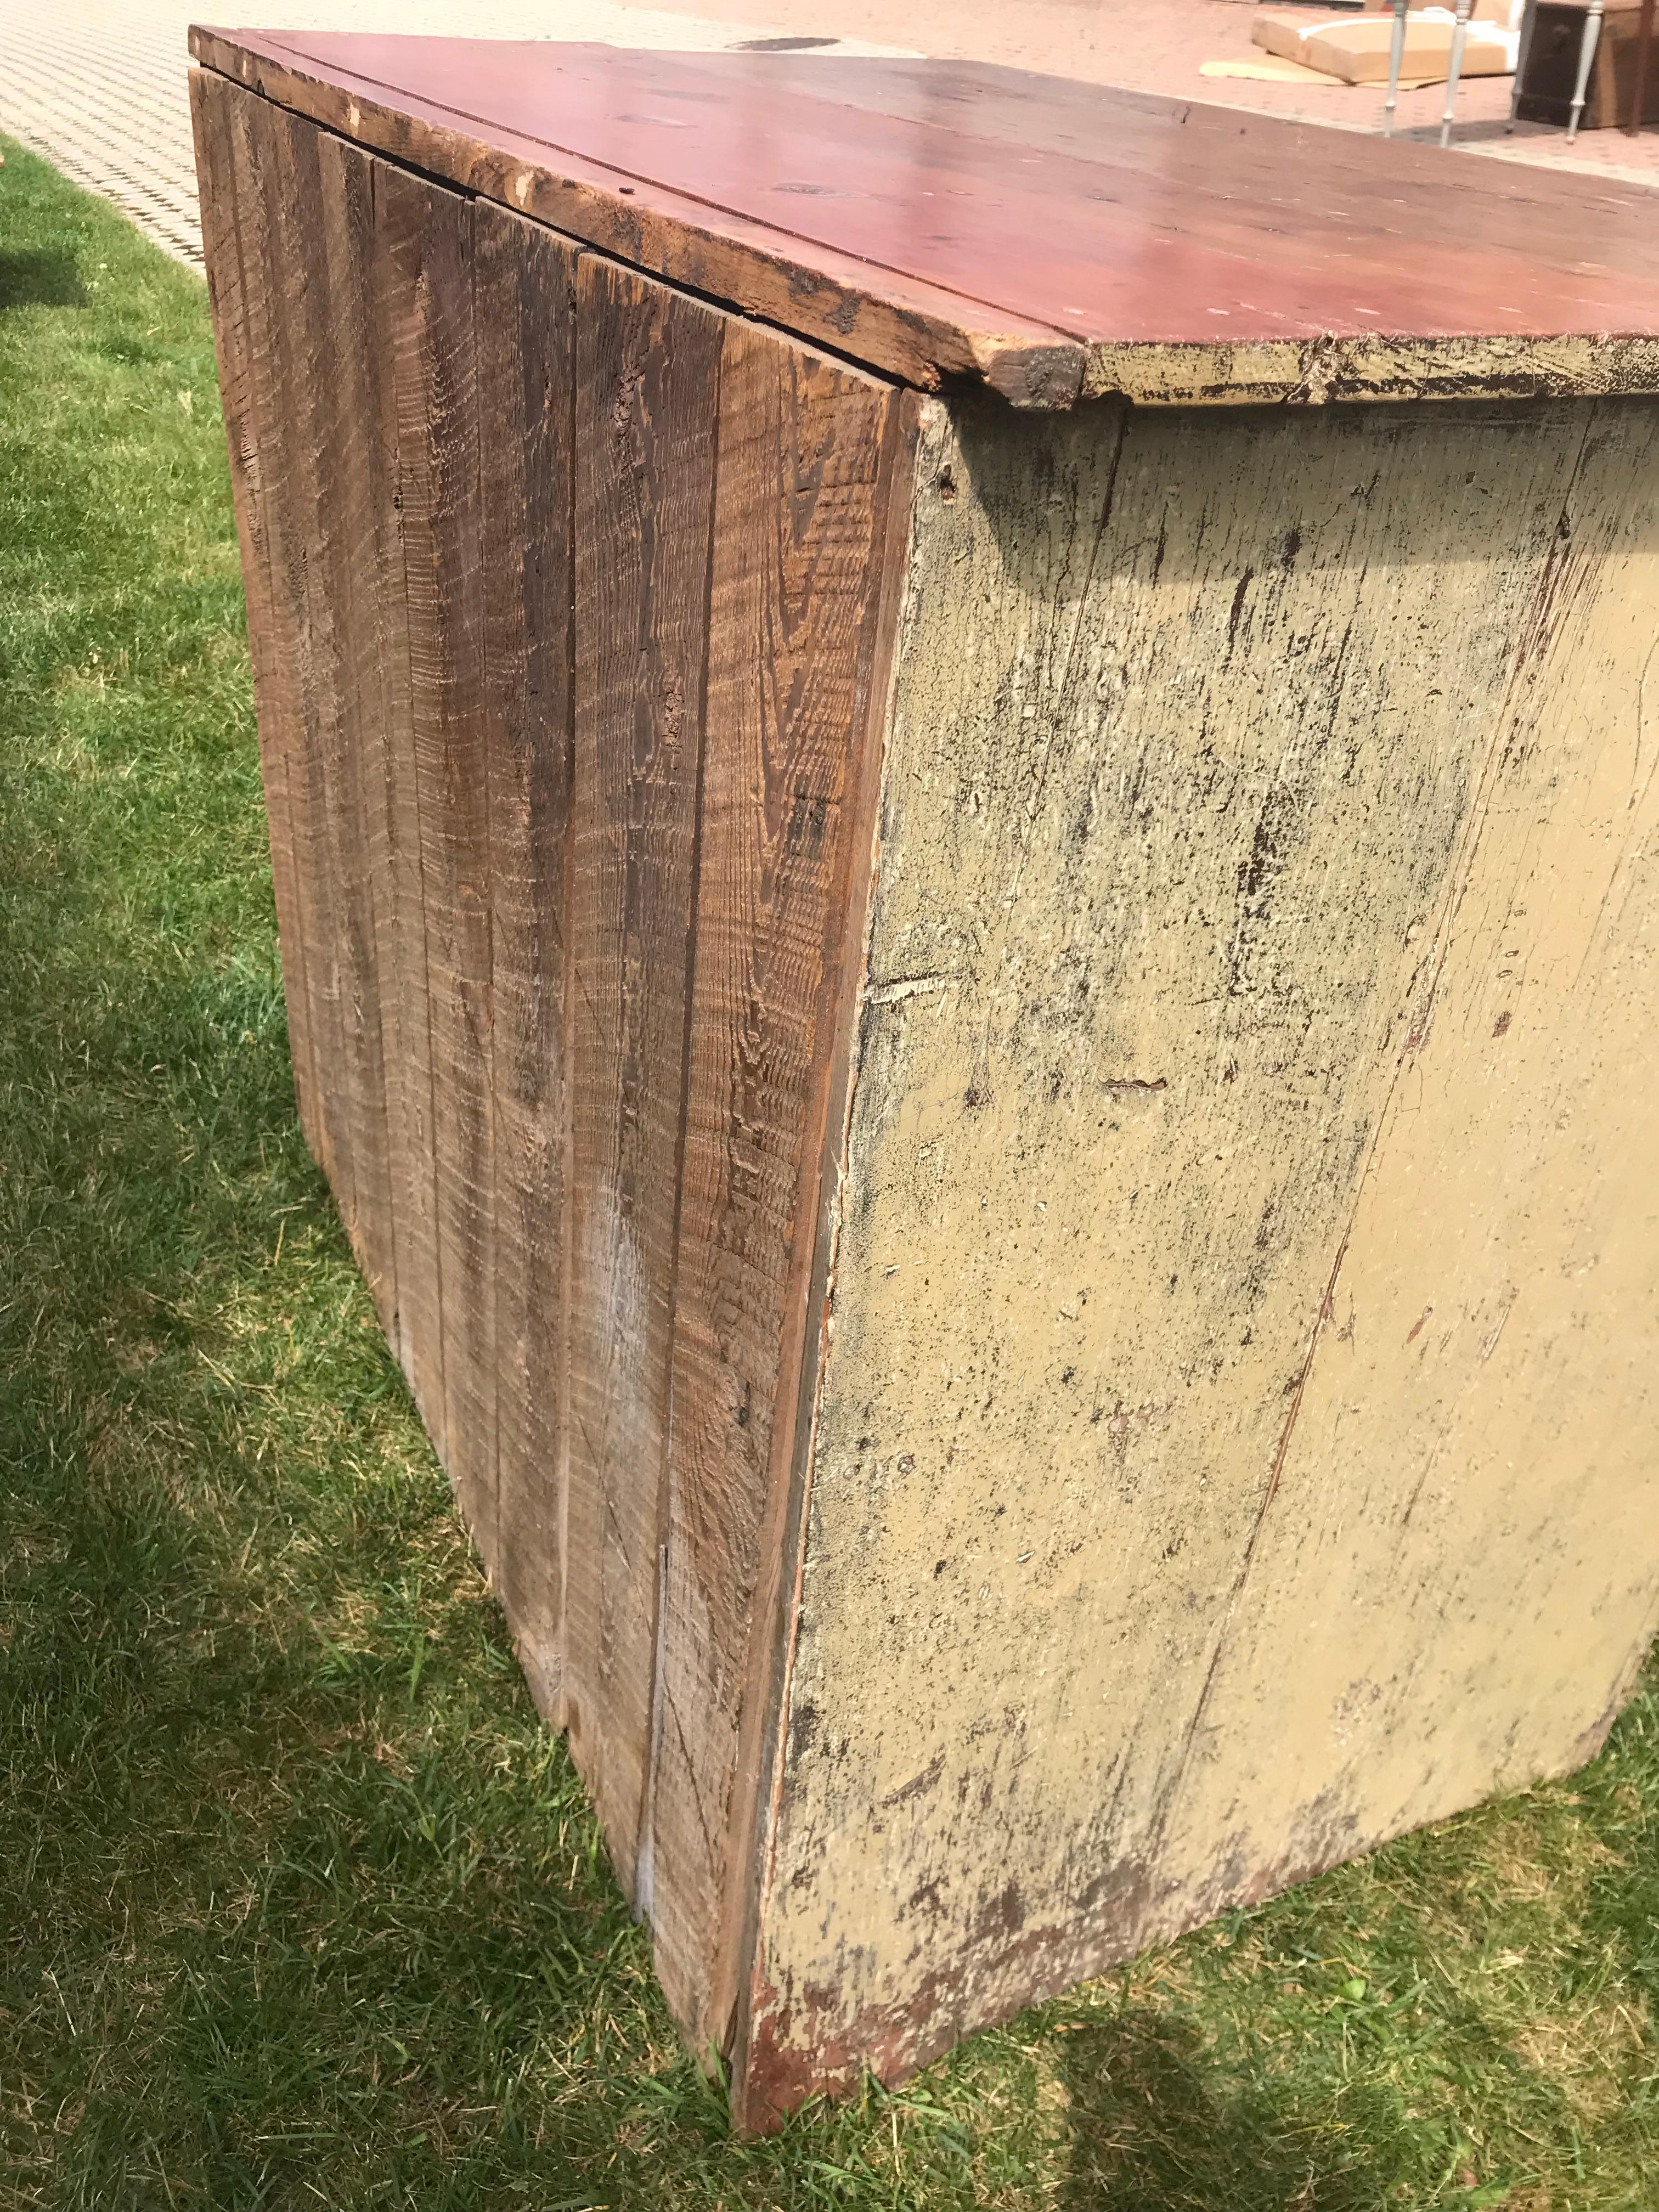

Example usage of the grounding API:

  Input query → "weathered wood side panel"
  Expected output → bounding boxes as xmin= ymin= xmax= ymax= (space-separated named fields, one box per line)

xmin=1157 ymin=402 xmax=1659 ymax=1909
xmin=202 ymin=79 xmax=922 ymax=2076
xmin=191 ymin=74 xmax=321 ymax=1179
xmin=475 ymin=204 xmax=579 ymax=1708
xmin=744 ymin=393 xmax=1656 ymax=2115
xmin=645 ymin=328 xmax=906 ymax=2039
xmin=564 ymin=257 xmax=724 ymax=1891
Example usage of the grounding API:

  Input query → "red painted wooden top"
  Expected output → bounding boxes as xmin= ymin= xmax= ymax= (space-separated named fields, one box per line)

xmin=190 ymin=26 xmax=1659 ymax=407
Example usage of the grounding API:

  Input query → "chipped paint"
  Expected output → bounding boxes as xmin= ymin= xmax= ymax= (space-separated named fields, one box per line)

xmin=1086 ymin=333 xmax=1659 ymax=409
xmin=743 ymin=392 xmax=1659 ymax=2118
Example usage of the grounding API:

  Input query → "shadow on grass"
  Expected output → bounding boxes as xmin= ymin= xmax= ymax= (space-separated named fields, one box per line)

xmin=1054 ymin=2011 xmax=1392 ymax=2211
xmin=0 ymin=244 xmax=88 ymax=307
xmin=0 ymin=892 xmax=663 ymax=2198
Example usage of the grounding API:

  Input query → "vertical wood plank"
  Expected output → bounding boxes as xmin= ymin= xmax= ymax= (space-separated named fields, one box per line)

xmin=422 ymin=205 xmax=496 ymax=1562
xmin=414 ymin=182 xmax=496 ymax=1558
xmin=313 ymin=129 xmax=419 ymax=1368
xmin=645 ymin=328 xmax=904 ymax=2034
xmin=377 ymin=166 xmax=498 ymax=1510
xmin=249 ymin=95 xmax=359 ymax=1229
xmin=190 ymin=74 xmax=319 ymax=1166
xmin=567 ymin=256 xmax=724 ymax=1892
xmin=475 ymin=202 xmax=579 ymax=1699
xmin=274 ymin=108 xmax=399 ymax=1333
xmin=207 ymin=78 xmax=340 ymax=1179
xmin=358 ymin=168 xmax=444 ymax=1434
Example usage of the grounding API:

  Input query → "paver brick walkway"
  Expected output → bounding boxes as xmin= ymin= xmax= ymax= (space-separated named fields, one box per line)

xmin=642 ymin=0 xmax=1659 ymax=183
xmin=0 ymin=0 xmax=909 ymax=266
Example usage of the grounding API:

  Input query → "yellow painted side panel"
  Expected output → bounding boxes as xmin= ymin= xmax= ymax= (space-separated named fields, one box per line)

xmin=1161 ymin=408 xmax=1659 ymax=1906
xmin=743 ymin=394 xmax=1659 ymax=2107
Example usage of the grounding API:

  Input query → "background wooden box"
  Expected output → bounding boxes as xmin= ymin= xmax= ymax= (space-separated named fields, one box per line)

xmin=1516 ymin=0 xmax=1659 ymax=128
xmin=190 ymin=29 xmax=1659 ymax=2129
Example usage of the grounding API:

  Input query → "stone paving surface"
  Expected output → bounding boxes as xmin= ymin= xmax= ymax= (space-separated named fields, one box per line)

xmin=641 ymin=0 xmax=1659 ymax=182
xmin=1 ymin=0 xmax=1654 ymax=273
xmin=0 ymin=0 xmax=909 ymax=266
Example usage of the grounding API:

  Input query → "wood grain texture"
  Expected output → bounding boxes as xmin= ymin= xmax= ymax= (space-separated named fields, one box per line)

xmin=745 ymin=392 xmax=1659 ymax=2117
xmin=212 ymin=75 xmax=351 ymax=1192
xmin=259 ymin=101 xmax=369 ymax=1237
xmin=313 ymin=125 xmax=411 ymax=1361
xmin=199 ymin=76 xmax=448 ymax=1426
xmin=392 ymin=171 xmax=498 ymax=1562
xmin=363 ymin=173 xmax=438 ymax=1423
xmin=475 ymin=200 xmax=578 ymax=1709
xmin=191 ymin=30 xmax=1659 ymax=407
xmin=645 ymin=328 xmax=905 ymax=2040
xmin=283 ymin=111 xmax=398 ymax=1335
xmin=565 ymin=257 xmax=724 ymax=1892
xmin=554 ymin=258 xmax=913 ymax=1998
xmin=200 ymin=83 xmax=917 ymax=2047
xmin=190 ymin=71 xmax=319 ymax=1167
xmin=204 ymin=83 xmax=486 ymax=1463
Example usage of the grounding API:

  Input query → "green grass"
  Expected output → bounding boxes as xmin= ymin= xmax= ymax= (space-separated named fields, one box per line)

xmin=1 ymin=132 xmax=1657 ymax=2211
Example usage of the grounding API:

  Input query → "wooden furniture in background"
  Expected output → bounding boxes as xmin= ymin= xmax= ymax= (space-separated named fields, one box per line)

xmin=191 ymin=28 xmax=1659 ymax=2128
xmin=1630 ymin=0 xmax=1656 ymax=126
xmin=1514 ymin=0 xmax=1659 ymax=124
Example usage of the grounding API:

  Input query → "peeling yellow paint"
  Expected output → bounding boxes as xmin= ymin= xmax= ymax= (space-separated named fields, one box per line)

xmin=750 ymin=393 xmax=1659 ymax=2098
xmin=1085 ymin=333 xmax=1659 ymax=408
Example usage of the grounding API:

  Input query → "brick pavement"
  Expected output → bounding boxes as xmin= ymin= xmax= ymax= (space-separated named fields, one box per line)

xmin=633 ymin=0 xmax=1659 ymax=181
xmin=642 ymin=0 xmax=1659 ymax=183
xmin=0 ymin=0 xmax=911 ymax=266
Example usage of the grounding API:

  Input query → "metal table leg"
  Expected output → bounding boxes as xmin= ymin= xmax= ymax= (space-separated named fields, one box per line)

xmin=1385 ymin=0 xmax=1410 ymax=133
xmin=1440 ymin=0 xmax=1475 ymax=143
xmin=1567 ymin=0 xmax=1604 ymax=140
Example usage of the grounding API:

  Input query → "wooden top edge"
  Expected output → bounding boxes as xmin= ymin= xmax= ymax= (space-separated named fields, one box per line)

xmin=187 ymin=26 xmax=1083 ymax=406
xmin=189 ymin=26 xmax=1659 ymax=408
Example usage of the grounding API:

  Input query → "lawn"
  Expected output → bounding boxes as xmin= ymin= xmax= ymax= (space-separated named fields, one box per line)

xmin=2 ymin=132 xmax=1657 ymax=2211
